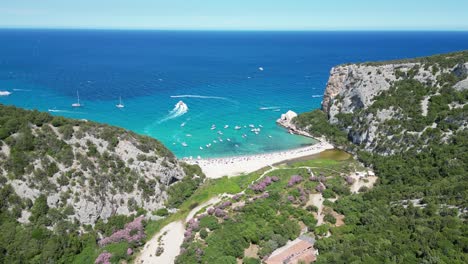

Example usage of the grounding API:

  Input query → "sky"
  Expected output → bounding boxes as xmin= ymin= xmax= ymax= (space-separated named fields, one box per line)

xmin=0 ymin=0 xmax=467 ymax=30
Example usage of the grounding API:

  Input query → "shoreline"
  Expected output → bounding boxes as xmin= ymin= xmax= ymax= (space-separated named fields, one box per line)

xmin=183 ymin=140 xmax=334 ymax=178
xmin=182 ymin=110 xmax=335 ymax=179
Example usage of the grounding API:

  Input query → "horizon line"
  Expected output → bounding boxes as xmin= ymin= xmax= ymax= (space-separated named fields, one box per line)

xmin=0 ymin=26 xmax=468 ymax=32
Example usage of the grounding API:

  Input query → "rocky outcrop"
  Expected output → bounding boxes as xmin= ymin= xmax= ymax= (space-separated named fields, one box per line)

xmin=320 ymin=51 xmax=468 ymax=153
xmin=277 ymin=110 xmax=298 ymax=128
xmin=277 ymin=110 xmax=314 ymax=138
xmin=0 ymin=105 xmax=191 ymax=225
xmin=322 ymin=63 xmax=439 ymax=124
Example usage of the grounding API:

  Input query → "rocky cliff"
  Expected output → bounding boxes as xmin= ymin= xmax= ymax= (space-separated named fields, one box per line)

xmin=300 ymin=51 xmax=468 ymax=154
xmin=0 ymin=105 xmax=192 ymax=225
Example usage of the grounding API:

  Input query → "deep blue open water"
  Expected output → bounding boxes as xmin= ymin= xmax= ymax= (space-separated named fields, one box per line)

xmin=0 ymin=30 xmax=467 ymax=157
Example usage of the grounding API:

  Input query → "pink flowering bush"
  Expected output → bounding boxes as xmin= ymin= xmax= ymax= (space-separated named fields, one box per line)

xmin=214 ymin=208 xmax=227 ymax=218
xmin=184 ymin=229 xmax=193 ymax=241
xmin=207 ymin=207 xmax=215 ymax=215
xmin=127 ymin=248 xmax=133 ymax=255
xmin=287 ymin=195 xmax=295 ymax=202
xmin=309 ymin=175 xmax=318 ymax=181
xmin=250 ymin=176 xmax=276 ymax=192
xmin=232 ymin=193 xmax=243 ymax=201
xmin=187 ymin=218 xmax=200 ymax=230
xmin=271 ymin=176 xmax=280 ymax=182
xmin=345 ymin=176 xmax=356 ymax=185
xmin=218 ymin=201 xmax=232 ymax=209
xmin=98 ymin=217 xmax=145 ymax=247
xmin=95 ymin=252 xmax=112 ymax=264
xmin=316 ymin=183 xmax=326 ymax=193
xmin=288 ymin=175 xmax=303 ymax=187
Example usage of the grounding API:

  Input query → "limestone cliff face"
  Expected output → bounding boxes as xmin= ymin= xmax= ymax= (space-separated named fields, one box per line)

xmin=323 ymin=63 xmax=438 ymax=123
xmin=320 ymin=52 xmax=468 ymax=153
xmin=0 ymin=106 xmax=189 ymax=225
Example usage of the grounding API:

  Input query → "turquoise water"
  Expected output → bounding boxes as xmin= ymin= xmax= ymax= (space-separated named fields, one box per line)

xmin=1 ymin=30 xmax=467 ymax=157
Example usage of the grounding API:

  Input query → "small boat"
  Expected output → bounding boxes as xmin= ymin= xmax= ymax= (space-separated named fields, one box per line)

xmin=213 ymin=140 xmax=217 ymax=143
xmin=259 ymin=125 xmax=263 ymax=128
xmin=227 ymin=138 xmax=231 ymax=142
xmin=0 ymin=91 xmax=11 ymax=96
xmin=217 ymin=131 xmax=223 ymax=135
xmin=181 ymin=142 xmax=188 ymax=147
xmin=72 ymin=91 xmax=81 ymax=107
xmin=235 ymin=144 xmax=239 ymax=147
xmin=259 ymin=67 xmax=264 ymax=71
xmin=199 ymin=146 xmax=203 ymax=150
xmin=186 ymin=134 xmax=192 ymax=137
xmin=206 ymin=143 xmax=212 ymax=148
xmin=211 ymin=126 xmax=216 ymax=130
xmin=116 ymin=96 xmax=124 ymax=108
xmin=219 ymin=138 xmax=223 ymax=142
xmin=249 ymin=124 xmax=255 ymax=128
xmin=181 ymin=122 xmax=186 ymax=127
xmin=234 ymin=126 xmax=241 ymax=130
xmin=268 ymin=135 xmax=272 ymax=138
xmin=254 ymin=132 xmax=259 ymax=135
xmin=224 ymin=125 xmax=229 ymax=129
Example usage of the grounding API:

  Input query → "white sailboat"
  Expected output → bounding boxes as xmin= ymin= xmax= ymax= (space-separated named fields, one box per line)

xmin=116 ymin=96 xmax=124 ymax=108
xmin=72 ymin=91 xmax=81 ymax=107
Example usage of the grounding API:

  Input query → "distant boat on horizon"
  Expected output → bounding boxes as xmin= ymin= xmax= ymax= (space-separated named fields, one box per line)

xmin=72 ymin=91 xmax=81 ymax=107
xmin=116 ymin=96 xmax=124 ymax=108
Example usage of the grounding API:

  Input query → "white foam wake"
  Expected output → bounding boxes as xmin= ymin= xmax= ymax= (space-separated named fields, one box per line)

xmin=13 ymin=89 xmax=32 ymax=92
xmin=0 ymin=91 xmax=12 ymax=96
xmin=159 ymin=101 xmax=189 ymax=123
xmin=259 ymin=106 xmax=280 ymax=110
xmin=311 ymin=95 xmax=322 ymax=98
xmin=48 ymin=109 xmax=85 ymax=114
xmin=170 ymin=94 xmax=229 ymax=100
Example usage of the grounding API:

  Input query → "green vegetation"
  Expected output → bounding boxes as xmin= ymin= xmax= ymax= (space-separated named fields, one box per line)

xmin=175 ymin=155 xmax=360 ymax=263
xmin=0 ymin=104 xmax=189 ymax=263
xmin=362 ymin=50 xmax=468 ymax=68
xmin=293 ymin=110 xmax=349 ymax=146
xmin=296 ymin=52 xmax=468 ymax=263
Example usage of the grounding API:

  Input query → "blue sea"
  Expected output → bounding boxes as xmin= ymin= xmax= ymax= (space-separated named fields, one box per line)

xmin=0 ymin=30 xmax=467 ymax=158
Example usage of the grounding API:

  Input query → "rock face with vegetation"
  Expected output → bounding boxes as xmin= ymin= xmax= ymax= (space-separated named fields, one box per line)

xmin=313 ymin=51 xmax=468 ymax=154
xmin=0 ymin=105 xmax=192 ymax=225
xmin=294 ymin=51 xmax=467 ymax=263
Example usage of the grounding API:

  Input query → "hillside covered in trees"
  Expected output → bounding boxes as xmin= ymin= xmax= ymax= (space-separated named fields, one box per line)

xmin=294 ymin=51 xmax=468 ymax=263
xmin=0 ymin=105 xmax=204 ymax=263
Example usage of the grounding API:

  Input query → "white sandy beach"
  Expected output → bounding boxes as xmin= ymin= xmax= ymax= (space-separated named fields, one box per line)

xmin=184 ymin=141 xmax=334 ymax=178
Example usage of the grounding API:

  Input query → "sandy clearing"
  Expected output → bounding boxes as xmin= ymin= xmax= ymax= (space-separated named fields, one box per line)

xmin=307 ymin=193 xmax=324 ymax=225
xmin=350 ymin=175 xmax=378 ymax=193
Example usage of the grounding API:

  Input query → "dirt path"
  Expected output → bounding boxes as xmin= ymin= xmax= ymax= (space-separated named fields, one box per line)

xmin=134 ymin=221 xmax=184 ymax=264
xmin=135 ymin=197 xmax=223 ymax=264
